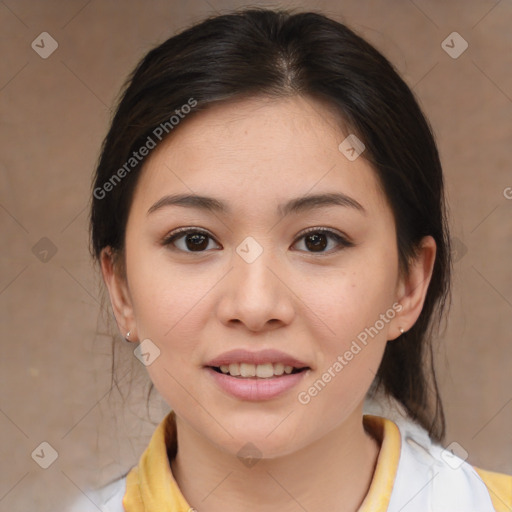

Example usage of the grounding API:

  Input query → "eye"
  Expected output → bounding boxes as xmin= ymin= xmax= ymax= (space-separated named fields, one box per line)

xmin=292 ymin=228 xmax=354 ymax=254
xmin=162 ymin=227 xmax=353 ymax=254
xmin=162 ymin=227 xmax=221 ymax=253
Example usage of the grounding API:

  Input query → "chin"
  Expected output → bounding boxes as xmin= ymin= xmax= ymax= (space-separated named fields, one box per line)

xmin=220 ymin=420 xmax=306 ymax=459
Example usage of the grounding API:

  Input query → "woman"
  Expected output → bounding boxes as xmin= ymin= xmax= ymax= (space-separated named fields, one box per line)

xmin=73 ymin=7 xmax=511 ymax=511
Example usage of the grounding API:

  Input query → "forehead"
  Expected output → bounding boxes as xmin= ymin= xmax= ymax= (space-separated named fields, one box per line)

xmin=131 ymin=95 xmax=390 ymax=219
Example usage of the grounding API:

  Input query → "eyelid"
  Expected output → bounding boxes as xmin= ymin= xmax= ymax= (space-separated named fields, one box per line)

xmin=164 ymin=226 xmax=213 ymax=238
xmin=295 ymin=226 xmax=351 ymax=241
xmin=162 ymin=226 xmax=219 ymax=248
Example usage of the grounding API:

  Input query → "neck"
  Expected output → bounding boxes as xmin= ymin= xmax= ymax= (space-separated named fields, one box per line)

xmin=170 ymin=407 xmax=381 ymax=512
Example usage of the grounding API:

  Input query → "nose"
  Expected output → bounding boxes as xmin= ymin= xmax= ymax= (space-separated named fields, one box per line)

xmin=216 ymin=243 xmax=295 ymax=333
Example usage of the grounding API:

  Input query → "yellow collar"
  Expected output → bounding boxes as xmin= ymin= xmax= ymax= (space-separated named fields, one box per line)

xmin=123 ymin=410 xmax=192 ymax=512
xmin=123 ymin=411 xmax=401 ymax=511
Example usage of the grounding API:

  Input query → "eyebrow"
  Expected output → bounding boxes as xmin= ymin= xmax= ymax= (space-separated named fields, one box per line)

xmin=147 ymin=192 xmax=366 ymax=217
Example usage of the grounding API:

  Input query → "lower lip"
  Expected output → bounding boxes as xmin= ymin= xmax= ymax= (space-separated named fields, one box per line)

xmin=205 ymin=367 xmax=309 ymax=401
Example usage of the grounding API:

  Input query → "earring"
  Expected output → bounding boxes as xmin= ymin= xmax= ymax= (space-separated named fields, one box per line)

xmin=399 ymin=327 xmax=405 ymax=334
xmin=124 ymin=330 xmax=132 ymax=342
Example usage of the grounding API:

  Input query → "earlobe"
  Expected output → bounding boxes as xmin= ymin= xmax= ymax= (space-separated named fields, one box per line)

xmin=392 ymin=235 xmax=437 ymax=339
xmin=100 ymin=247 xmax=137 ymax=341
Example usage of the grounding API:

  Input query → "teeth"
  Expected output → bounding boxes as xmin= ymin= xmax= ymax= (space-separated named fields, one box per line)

xmin=240 ymin=363 xmax=256 ymax=377
xmin=217 ymin=362 xmax=302 ymax=378
xmin=228 ymin=363 xmax=240 ymax=376
xmin=256 ymin=363 xmax=274 ymax=378
xmin=273 ymin=363 xmax=284 ymax=376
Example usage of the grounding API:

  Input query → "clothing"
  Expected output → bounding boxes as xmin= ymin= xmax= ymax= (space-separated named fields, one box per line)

xmin=69 ymin=403 xmax=512 ymax=511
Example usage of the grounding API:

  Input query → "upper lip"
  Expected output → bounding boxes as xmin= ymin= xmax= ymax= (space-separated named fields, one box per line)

xmin=205 ymin=349 xmax=310 ymax=368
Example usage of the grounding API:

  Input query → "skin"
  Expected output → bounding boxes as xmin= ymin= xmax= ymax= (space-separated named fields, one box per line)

xmin=101 ymin=94 xmax=436 ymax=512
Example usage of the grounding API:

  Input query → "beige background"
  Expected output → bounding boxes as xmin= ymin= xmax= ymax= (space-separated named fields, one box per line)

xmin=0 ymin=0 xmax=511 ymax=510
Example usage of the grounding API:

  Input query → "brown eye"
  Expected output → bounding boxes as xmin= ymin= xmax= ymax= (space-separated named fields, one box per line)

xmin=183 ymin=232 xmax=209 ymax=251
xmin=293 ymin=228 xmax=353 ymax=254
xmin=163 ymin=228 xmax=220 ymax=253
xmin=304 ymin=232 xmax=328 ymax=252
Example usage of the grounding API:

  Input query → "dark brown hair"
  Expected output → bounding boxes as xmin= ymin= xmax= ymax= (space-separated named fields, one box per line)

xmin=90 ymin=7 xmax=451 ymax=442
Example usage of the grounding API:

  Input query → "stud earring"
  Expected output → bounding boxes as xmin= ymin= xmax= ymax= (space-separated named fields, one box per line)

xmin=399 ymin=327 xmax=405 ymax=334
xmin=125 ymin=330 xmax=132 ymax=342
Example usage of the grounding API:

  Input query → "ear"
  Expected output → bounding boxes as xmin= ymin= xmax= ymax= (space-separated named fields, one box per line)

xmin=390 ymin=235 xmax=437 ymax=340
xmin=100 ymin=247 xmax=137 ymax=342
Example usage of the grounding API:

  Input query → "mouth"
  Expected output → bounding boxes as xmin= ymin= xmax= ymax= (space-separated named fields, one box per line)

xmin=208 ymin=362 xmax=310 ymax=379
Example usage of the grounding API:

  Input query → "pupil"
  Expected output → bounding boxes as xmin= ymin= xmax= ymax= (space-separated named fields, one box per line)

xmin=186 ymin=233 xmax=208 ymax=251
xmin=305 ymin=233 xmax=327 ymax=251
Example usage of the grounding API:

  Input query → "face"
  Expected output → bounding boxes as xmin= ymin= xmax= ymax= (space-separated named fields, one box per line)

xmin=109 ymin=95 xmax=410 ymax=458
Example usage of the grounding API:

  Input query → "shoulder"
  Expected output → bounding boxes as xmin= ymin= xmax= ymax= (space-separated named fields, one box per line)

xmin=473 ymin=466 xmax=512 ymax=512
xmin=364 ymin=391 xmax=512 ymax=511
xmin=390 ymin=416 xmax=511 ymax=511
xmin=67 ymin=476 xmax=127 ymax=512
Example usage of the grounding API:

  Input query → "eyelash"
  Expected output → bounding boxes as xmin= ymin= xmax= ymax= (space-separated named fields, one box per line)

xmin=161 ymin=226 xmax=354 ymax=255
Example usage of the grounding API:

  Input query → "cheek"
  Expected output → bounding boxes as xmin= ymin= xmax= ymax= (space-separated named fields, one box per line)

xmin=130 ymin=260 xmax=211 ymax=410
xmin=295 ymin=260 xmax=397 ymax=343
xmin=290 ymin=254 xmax=396 ymax=405
xmin=295 ymin=270 xmax=392 ymax=415
xmin=297 ymin=341 xmax=387 ymax=435
xmin=127 ymin=247 xmax=213 ymax=340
